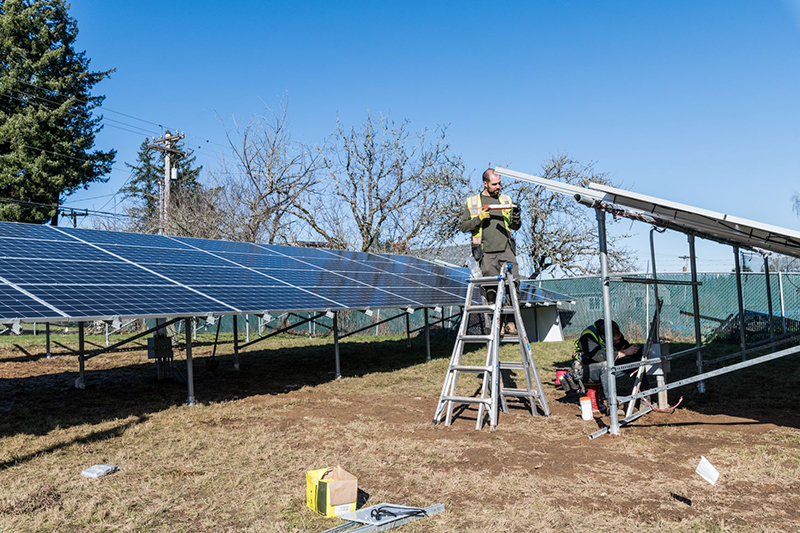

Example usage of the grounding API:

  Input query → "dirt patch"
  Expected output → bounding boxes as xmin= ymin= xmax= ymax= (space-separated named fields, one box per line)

xmin=2 ymin=333 xmax=800 ymax=532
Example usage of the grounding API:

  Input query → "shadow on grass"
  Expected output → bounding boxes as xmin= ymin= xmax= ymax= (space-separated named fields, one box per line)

xmin=647 ymin=341 xmax=800 ymax=426
xmin=1 ymin=415 xmax=148 ymax=470
xmin=0 ymin=333 xmax=457 ymax=440
xmin=545 ymin=339 xmax=800 ymax=433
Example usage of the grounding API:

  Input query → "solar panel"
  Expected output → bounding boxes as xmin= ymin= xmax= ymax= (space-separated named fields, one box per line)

xmin=0 ymin=283 xmax=63 ymax=320
xmin=0 ymin=221 xmax=571 ymax=322
xmin=497 ymin=166 xmax=800 ymax=259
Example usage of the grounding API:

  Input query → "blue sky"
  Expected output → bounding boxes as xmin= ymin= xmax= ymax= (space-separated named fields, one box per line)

xmin=65 ymin=0 xmax=800 ymax=274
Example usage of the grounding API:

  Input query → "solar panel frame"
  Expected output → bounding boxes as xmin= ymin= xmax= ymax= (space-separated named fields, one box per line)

xmin=497 ymin=166 xmax=800 ymax=259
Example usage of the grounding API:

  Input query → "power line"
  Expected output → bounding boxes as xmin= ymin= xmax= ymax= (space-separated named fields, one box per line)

xmin=0 ymin=196 xmax=130 ymax=219
xmin=0 ymin=137 xmax=127 ymax=173
xmin=4 ymin=88 xmax=234 ymax=164
xmin=9 ymin=78 xmax=235 ymax=154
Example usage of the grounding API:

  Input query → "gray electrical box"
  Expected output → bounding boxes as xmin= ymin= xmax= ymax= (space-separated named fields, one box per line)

xmin=147 ymin=336 xmax=173 ymax=360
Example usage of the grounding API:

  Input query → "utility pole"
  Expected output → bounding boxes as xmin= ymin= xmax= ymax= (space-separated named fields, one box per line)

xmin=679 ymin=255 xmax=690 ymax=272
xmin=148 ymin=131 xmax=186 ymax=235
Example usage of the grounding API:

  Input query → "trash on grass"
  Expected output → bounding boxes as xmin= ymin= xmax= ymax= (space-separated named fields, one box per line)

xmin=696 ymin=456 xmax=720 ymax=485
xmin=81 ymin=464 xmax=120 ymax=479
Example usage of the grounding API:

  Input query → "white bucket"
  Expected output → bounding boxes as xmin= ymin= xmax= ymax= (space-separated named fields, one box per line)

xmin=579 ymin=396 xmax=593 ymax=420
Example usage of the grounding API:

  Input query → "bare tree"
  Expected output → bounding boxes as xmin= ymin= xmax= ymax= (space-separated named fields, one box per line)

xmin=217 ymin=102 xmax=318 ymax=243
xmin=298 ymin=113 xmax=469 ymax=252
xmin=168 ymin=186 xmax=227 ymax=240
xmin=511 ymin=153 xmax=636 ymax=279
xmin=765 ymin=254 xmax=800 ymax=273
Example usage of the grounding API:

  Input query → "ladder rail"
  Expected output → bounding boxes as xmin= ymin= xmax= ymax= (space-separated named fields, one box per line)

xmin=509 ymin=284 xmax=551 ymax=416
xmin=433 ymin=284 xmax=476 ymax=424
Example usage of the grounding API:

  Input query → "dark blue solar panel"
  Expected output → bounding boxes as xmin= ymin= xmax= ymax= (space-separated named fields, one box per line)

xmin=173 ymin=236 xmax=280 ymax=255
xmin=147 ymin=265 xmax=289 ymax=286
xmin=192 ymin=285 xmax=341 ymax=312
xmin=0 ymin=222 xmax=73 ymax=241
xmin=217 ymin=252 xmax=321 ymax=270
xmin=0 ymin=258 xmax=170 ymax=286
xmin=0 ymin=284 xmax=61 ymax=319
xmin=520 ymin=285 xmax=573 ymax=303
xmin=0 ymin=237 xmax=118 ymax=262
xmin=294 ymin=287 xmax=419 ymax=309
xmin=259 ymin=243 xmax=356 ymax=260
xmin=55 ymin=227 xmax=195 ymax=249
xmin=21 ymin=285 xmax=235 ymax=317
xmin=99 ymin=244 xmax=233 ymax=267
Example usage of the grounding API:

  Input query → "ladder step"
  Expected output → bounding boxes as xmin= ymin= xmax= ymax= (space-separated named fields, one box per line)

xmin=458 ymin=334 xmax=493 ymax=343
xmin=450 ymin=365 xmax=492 ymax=373
xmin=465 ymin=305 xmax=516 ymax=313
xmin=499 ymin=335 xmax=521 ymax=343
xmin=501 ymin=388 xmax=539 ymax=398
xmin=468 ymin=276 xmax=503 ymax=284
xmin=499 ymin=362 xmax=524 ymax=370
xmin=464 ymin=305 xmax=495 ymax=312
xmin=441 ymin=395 xmax=491 ymax=405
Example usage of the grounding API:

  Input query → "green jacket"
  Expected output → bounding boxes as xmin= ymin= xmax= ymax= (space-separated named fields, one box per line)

xmin=460 ymin=193 xmax=521 ymax=257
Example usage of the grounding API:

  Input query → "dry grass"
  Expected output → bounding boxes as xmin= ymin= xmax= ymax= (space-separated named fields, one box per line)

xmin=1 ymin=330 xmax=800 ymax=532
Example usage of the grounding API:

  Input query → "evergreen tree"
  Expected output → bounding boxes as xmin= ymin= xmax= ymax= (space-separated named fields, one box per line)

xmin=0 ymin=0 xmax=115 ymax=223
xmin=121 ymin=135 xmax=202 ymax=233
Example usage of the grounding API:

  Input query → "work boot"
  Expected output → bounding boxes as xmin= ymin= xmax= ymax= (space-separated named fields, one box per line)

xmin=504 ymin=321 xmax=517 ymax=335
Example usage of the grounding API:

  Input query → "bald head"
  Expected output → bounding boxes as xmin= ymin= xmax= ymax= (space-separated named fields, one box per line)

xmin=482 ymin=168 xmax=501 ymax=196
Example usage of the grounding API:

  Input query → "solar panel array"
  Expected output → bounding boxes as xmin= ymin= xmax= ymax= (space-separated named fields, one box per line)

xmin=0 ymin=221 xmax=570 ymax=323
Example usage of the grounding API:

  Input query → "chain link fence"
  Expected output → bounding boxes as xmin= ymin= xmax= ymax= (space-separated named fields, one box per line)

xmin=540 ymin=272 xmax=800 ymax=344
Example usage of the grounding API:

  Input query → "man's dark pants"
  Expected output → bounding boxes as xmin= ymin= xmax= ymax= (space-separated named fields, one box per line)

xmin=479 ymin=247 xmax=520 ymax=320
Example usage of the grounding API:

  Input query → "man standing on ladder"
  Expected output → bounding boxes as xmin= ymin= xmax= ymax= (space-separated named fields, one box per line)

xmin=460 ymin=168 xmax=522 ymax=334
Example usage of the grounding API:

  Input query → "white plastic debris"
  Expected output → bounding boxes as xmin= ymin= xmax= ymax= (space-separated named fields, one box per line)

xmin=696 ymin=456 xmax=719 ymax=485
xmin=81 ymin=464 xmax=120 ymax=479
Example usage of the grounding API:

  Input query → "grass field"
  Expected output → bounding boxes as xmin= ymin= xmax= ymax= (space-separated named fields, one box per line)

xmin=2 ymin=329 xmax=800 ymax=532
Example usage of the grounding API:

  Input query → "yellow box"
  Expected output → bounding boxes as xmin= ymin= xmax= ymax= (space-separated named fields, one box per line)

xmin=306 ymin=466 xmax=358 ymax=517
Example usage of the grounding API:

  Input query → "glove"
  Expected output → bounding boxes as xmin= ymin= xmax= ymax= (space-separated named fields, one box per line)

xmin=512 ymin=205 xmax=521 ymax=217
xmin=478 ymin=208 xmax=490 ymax=221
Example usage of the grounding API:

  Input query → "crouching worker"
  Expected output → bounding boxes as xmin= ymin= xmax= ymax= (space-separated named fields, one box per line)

xmin=569 ymin=320 xmax=640 ymax=408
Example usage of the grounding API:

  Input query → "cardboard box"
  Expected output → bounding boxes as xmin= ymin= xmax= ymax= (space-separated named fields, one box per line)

xmin=306 ymin=466 xmax=358 ymax=517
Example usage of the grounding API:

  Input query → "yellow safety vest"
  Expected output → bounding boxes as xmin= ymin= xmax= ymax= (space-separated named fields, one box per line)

xmin=572 ymin=325 xmax=604 ymax=361
xmin=466 ymin=193 xmax=513 ymax=248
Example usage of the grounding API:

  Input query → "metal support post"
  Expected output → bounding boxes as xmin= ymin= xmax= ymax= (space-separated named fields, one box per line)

xmin=105 ymin=322 xmax=109 ymax=347
xmin=77 ymin=322 xmax=86 ymax=389
xmin=33 ymin=322 xmax=36 ymax=335
xmin=764 ymin=255 xmax=775 ymax=342
xmin=405 ymin=313 xmax=411 ymax=348
xmin=779 ymin=271 xmax=787 ymax=334
xmin=193 ymin=317 xmax=197 ymax=341
xmin=46 ymin=323 xmax=51 ymax=358
xmin=424 ymin=307 xmax=431 ymax=362
xmin=232 ymin=315 xmax=240 ymax=370
xmin=649 ymin=228 xmax=668 ymax=408
xmin=688 ymin=234 xmax=705 ymax=393
xmin=733 ymin=246 xmax=747 ymax=360
xmin=185 ymin=318 xmax=195 ymax=405
xmin=649 ymin=228 xmax=660 ymax=340
xmin=333 ymin=311 xmax=341 ymax=379
xmin=596 ymin=208 xmax=619 ymax=435
xmin=644 ymin=263 xmax=650 ymax=340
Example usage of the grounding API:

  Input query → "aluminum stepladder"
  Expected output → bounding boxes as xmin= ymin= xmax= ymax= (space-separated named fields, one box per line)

xmin=432 ymin=264 xmax=551 ymax=430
